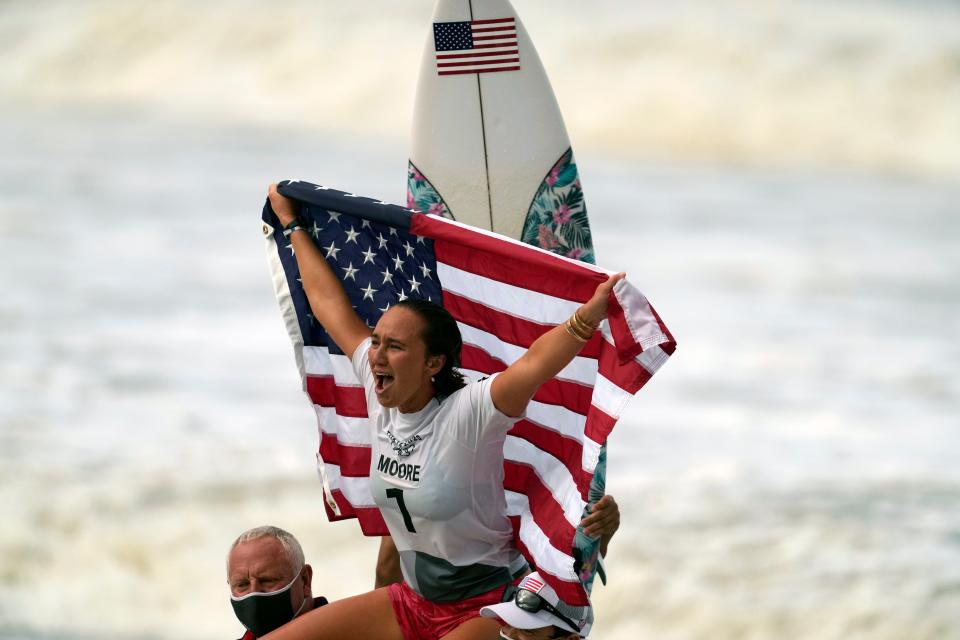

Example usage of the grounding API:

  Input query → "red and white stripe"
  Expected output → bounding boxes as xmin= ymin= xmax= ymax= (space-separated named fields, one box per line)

xmin=292 ymin=213 xmax=675 ymax=605
xmin=435 ymin=17 xmax=520 ymax=76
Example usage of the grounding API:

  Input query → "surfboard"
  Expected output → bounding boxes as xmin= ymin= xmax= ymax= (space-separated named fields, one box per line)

xmin=407 ymin=0 xmax=596 ymax=263
xmin=406 ymin=0 xmax=606 ymax=595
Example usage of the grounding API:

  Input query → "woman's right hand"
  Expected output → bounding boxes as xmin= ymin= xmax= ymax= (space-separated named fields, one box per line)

xmin=267 ymin=181 xmax=373 ymax=359
xmin=268 ymin=182 xmax=299 ymax=227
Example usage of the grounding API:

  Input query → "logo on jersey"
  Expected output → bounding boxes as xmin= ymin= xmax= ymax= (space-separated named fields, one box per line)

xmin=377 ymin=454 xmax=421 ymax=482
xmin=386 ymin=430 xmax=423 ymax=457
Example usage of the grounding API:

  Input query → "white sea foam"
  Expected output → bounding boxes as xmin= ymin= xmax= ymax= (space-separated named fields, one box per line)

xmin=0 ymin=0 xmax=958 ymax=175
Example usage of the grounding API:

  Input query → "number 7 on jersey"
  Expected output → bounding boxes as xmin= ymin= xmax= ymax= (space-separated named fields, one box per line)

xmin=386 ymin=488 xmax=417 ymax=533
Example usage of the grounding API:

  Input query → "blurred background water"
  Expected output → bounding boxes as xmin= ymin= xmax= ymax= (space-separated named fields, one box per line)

xmin=1 ymin=1 xmax=958 ymax=638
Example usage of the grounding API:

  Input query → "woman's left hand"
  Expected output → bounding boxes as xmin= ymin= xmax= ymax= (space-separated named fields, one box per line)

xmin=579 ymin=272 xmax=626 ymax=327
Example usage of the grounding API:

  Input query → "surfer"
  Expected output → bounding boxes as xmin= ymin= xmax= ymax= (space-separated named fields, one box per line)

xmin=227 ymin=526 xmax=329 ymax=639
xmin=262 ymin=184 xmax=619 ymax=640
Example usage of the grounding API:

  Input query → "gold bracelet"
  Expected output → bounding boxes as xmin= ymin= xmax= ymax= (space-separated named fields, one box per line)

xmin=565 ymin=320 xmax=589 ymax=342
xmin=571 ymin=310 xmax=597 ymax=335
xmin=565 ymin=317 xmax=591 ymax=342
xmin=570 ymin=311 xmax=596 ymax=336
xmin=570 ymin=317 xmax=590 ymax=336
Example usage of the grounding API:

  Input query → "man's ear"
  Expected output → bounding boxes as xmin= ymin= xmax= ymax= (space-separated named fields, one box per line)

xmin=301 ymin=564 xmax=313 ymax=599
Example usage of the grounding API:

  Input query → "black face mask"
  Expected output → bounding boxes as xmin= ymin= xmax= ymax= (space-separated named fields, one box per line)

xmin=230 ymin=571 xmax=307 ymax=637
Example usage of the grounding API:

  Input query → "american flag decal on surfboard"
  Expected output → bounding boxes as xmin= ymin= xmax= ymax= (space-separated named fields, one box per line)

xmin=433 ymin=17 xmax=520 ymax=76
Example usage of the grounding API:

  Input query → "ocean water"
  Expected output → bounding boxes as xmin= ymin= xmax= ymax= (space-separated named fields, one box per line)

xmin=1 ymin=0 xmax=958 ymax=175
xmin=1 ymin=1 xmax=959 ymax=639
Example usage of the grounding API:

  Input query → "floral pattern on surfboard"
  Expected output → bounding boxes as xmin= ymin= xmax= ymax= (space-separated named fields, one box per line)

xmin=407 ymin=150 xmax=595 ymax=264
xmin=520 ymin=148 xmax=595 ymax=264
xmin=407 ymin=161 xmax=453 ymax=219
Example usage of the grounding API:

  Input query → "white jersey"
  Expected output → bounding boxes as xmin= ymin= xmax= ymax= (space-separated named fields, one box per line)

xmin=352 ymin=338 xmax=528 ymax=602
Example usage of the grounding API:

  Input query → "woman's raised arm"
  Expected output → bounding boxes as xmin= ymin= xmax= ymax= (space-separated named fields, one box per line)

xmin=491 ymin=273 xmax=625 ymax=418
xmin=268 ymin=183 xmax=372 ymax=359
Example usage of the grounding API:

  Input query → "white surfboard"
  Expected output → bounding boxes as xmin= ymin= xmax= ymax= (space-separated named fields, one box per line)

xmin=408 ymin=0 xmax=596 ymax=263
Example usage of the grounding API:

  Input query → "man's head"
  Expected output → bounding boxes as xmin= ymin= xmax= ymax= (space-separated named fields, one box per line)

xmin=226 ymin=526 xmax=314 ymax=637
xmin=480 ymin=572 xmax=593 ymax=639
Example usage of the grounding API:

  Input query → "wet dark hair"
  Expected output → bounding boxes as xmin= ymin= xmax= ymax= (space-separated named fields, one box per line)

xmin=394 ymin=299 xmax=466 ymax=398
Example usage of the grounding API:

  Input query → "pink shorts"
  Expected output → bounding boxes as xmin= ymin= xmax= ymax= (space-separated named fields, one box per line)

xmin=387 ymin=580 xmax=505 ymax=640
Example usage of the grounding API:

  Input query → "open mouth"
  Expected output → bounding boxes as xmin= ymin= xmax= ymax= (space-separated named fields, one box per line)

xmin=375 ymin=373 xmax=394 ymax=394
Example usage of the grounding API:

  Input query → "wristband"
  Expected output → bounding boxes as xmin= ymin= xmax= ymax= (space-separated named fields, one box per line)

xmin=282 ymin=218 xmax=305 ymax=237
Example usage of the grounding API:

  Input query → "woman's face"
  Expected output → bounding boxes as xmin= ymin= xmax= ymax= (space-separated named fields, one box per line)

xmin=369 ymin=307 xmax=443 ymax=413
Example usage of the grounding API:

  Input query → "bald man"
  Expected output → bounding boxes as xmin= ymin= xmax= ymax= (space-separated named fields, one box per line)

xmin=226 ymin=526 xmax=328 ymax=639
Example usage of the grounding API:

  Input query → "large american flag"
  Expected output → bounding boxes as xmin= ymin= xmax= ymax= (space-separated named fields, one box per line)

xmin=262 ymin=181 xmax=675 ymax=605
xmin=433 ymin=17 xmax=520 ymax=76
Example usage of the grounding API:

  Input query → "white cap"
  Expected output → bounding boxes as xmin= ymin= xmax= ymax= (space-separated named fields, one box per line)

xmin=480 ymin=572 xmax=593 ymax=637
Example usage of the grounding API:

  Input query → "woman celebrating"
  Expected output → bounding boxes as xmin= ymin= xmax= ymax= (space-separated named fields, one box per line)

xmin=263 ymin=184 xmax=620 ymax=640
